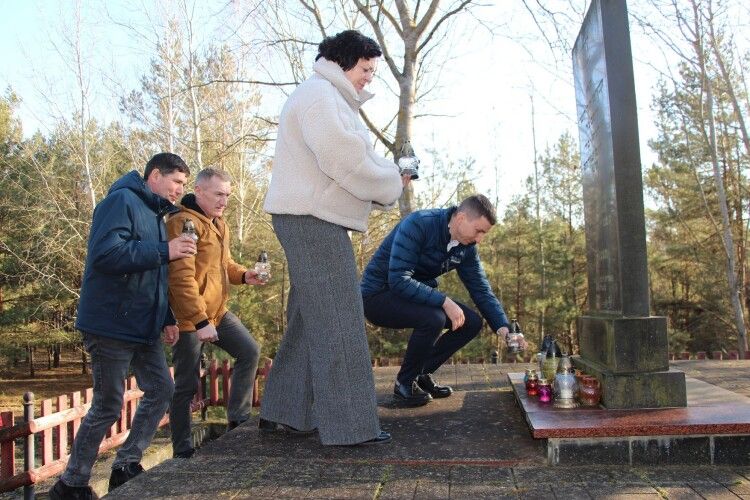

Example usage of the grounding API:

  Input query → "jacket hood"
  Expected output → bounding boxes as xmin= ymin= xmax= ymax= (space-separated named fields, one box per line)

xmin=109 ymin=170 xmax=178 ymax=215
xmin=180 ymin=193 xmax=206 ymax=217
xmin=178 ymin=193 xmax=221 ymax=227
xmin=313 ymin=58 xmax=374 ymax=109
xmin=176 ymin=194 xmax=223 ymax=238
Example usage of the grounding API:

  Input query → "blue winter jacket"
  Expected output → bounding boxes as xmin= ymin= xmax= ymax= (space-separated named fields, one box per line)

xmin=361 ymin=207 xmax=510 ymax=332
xmin=75 ymin=170 xmax=178 ymax=344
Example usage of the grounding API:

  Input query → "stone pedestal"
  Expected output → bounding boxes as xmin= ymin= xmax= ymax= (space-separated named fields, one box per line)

xmin=575 ymin=315 xmax=685 ymax=408
xmin=574 ymin=316 xmax=686 ymax=409
xmin=508 ymin=372 xmax=750 ymax=465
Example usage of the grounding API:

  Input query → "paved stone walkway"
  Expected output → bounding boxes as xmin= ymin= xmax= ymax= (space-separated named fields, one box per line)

xmin=100 ymin=361 xmax=750 ymax=499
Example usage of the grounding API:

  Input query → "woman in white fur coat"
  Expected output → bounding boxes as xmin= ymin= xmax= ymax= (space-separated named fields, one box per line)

xmin=260 ymin=30 xmax=407 ymax=446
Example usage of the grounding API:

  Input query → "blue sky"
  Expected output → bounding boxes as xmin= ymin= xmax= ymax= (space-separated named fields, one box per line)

xmin=0 ymin=1 xmax=670 ymax=206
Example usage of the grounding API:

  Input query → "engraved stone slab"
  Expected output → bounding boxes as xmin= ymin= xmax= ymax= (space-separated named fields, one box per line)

xmin=573 ymin=0 xmax=649 ymax=317
xmin=572 ymin=0 xmax=686 ymax=408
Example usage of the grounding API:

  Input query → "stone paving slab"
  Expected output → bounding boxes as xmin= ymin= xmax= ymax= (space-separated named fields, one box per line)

xmin=89 ymin=361 xmax=750 ymax=498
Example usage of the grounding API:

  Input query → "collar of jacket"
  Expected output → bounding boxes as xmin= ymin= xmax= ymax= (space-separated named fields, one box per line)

xmin=181 ymin=193 xmax=205 ymax=216
xmin=313 ymin=58 xmax=374 ymax=109
xmin=442 ymin=206 xmax=458 ymax=248
xmin=177 ymin=193 xmax=224 ymax=238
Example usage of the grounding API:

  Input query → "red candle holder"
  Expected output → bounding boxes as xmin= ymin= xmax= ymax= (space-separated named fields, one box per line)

xmin=525 ymin=378 xmax=539 ymax=397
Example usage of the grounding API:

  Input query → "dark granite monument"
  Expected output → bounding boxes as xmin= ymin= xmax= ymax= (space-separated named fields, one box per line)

xmin=505 ymin=0 xmax=750 ymax=466
xmin=571 ymin=0 xmax=686 ymax=408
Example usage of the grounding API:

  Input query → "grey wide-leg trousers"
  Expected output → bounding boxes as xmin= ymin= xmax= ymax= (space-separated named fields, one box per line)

xmin=260 ymin=214 xmax=382 ymax=445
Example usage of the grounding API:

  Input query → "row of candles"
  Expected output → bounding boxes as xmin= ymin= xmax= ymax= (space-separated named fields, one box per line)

xmin=523 ymin=354 xmax=602 ymax=408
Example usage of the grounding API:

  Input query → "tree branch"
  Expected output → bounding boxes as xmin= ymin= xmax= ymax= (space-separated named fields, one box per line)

xmin=360 ymin=108 xmax=393 ymax=151
xmin=417 ymin=0 xmax=475 ymax=55
xmin=188 ymin=78 xmax=298 ymax=89
xmin=298 ymin=0 xmax=328 ymax=38
xmin=352 ymin=0 xmax=402 ymax=79
xmin=374 ymin=0 xmax=404 ymax=37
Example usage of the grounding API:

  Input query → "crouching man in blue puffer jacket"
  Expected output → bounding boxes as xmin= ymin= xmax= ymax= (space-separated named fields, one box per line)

xmin=361 ymin=194 xmax=527 ymax=407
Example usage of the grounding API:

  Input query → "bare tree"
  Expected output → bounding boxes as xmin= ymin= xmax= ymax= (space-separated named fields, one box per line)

xmin=39 ymin=0 xmax=100 ymax=209
xmin=693 ymin=1 xmax=748 ymax=356
xmin=71 ymin=1 xmax=96 ymax=209
xmin=114 ymin=1 xmax=275 ymax=266
xmin=634 ymin=0 xmax=749 ymax=355
xmin=179 ymin=0 xmax=205 ymax=168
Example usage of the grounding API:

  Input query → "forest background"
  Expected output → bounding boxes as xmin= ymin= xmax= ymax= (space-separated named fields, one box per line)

xmin=1 ymin=0 xmax=749 ymax=375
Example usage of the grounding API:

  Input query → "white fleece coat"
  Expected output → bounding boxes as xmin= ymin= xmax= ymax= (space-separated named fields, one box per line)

xmin=263 ymin=58 xmax=402 ymax=232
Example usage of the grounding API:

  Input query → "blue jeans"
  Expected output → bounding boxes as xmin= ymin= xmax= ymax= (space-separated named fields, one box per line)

xmin=362 ymin=289 xmax=482 ymax=385
xmin=170 ymin=311 xmax=260 ymax=455
xmin=61 ymin=333 xmax=174 ymax=487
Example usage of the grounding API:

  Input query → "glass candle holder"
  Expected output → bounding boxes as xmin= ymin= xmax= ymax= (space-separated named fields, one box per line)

xmin=507 ymin=332 xmax=525 ymax=354
xmin=182 ymin=219 xmax=198 ymax=243
xmin=525 ymin=377 xmax=539 ymax=397
xmin=538 ymin=378 xmax=552 ymax=403
xmin=254 ymin=250 xmax=270 ymax=283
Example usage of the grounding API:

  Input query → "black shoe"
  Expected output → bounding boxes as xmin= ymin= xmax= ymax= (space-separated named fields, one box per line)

xmin=349 ymin=430 xmax=392 ymax=446
xmin=108 ymin=462 xmax=144 ymax=492
xmin=173 ymin=448 xmax=195 ymax=459
xmin=227 ymin=420 xmax=243 ymax=431
xmin=49 ymin=480 xmax=99 ymax=500
xmin=416 ymin=373 xmax=453 ymax=398
xmin=393 ymin=380 xmax=432 ymax=407
xmin=258 ymin=417 xmax=316 ymax=435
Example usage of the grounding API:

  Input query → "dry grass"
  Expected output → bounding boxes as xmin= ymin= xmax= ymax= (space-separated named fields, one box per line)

xmin=0 ymin=350 xmax=91 ymax=416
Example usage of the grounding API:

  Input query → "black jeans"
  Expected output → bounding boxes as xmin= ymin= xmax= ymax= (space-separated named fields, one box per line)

xmin=362 ymin=289 xmax=482 ymax=386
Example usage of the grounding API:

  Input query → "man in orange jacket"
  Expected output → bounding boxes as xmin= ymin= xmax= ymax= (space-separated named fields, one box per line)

xmin=166 ymin=168 xmax=266 ymax=459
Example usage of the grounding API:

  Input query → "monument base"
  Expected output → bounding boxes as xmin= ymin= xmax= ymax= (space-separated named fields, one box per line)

xmin=576 ymin=314 xmax=687 ymax=408
xmin=578 ymin=315 xmax=669 ymax=372
xmin=573 ymin=355 xmax=687 ymax=409
xmin=508 ymin=372 xmax=750 ymax=465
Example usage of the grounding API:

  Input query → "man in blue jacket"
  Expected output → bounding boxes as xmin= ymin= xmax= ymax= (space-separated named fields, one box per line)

xmin=51 ymin=153 xmax=197 ymax=500
xmin=361 ymin=194 xmax=525 ymax=407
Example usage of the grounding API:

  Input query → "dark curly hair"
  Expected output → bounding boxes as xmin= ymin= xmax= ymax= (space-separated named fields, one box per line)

xmin=315 ymin=30 xmax=382 ymax=71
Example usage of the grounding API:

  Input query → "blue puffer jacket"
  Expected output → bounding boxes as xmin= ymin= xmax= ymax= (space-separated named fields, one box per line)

xmin=361 ymin=207 xmax=510 ymax=332
xmin=75 ymin=170 xmax=178 ymax=344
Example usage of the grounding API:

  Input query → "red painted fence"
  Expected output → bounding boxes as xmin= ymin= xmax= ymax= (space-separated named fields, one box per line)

xmin=0 ymin=357 xmax=272 ymax=497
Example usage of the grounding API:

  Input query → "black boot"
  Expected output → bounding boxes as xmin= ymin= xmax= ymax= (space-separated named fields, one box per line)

xmin=393 ymin=380 xmax=432 ymax=407
xmin=416 ymin=373 xmax=453 ymax=398
xmin=344 ymin=430 xmax=393 ymax=446
xmin=173 ymin=448 xmax=195 ymax=459
xmin=258 ymin=418 xmax=316 ymax=435
xmin=108 ymin=462 xmax=144 ymax=492
xmin=356 ymin=430 xmax=392 ymax=445
xmin=49 ymin=480 xmax=98 ymax=500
